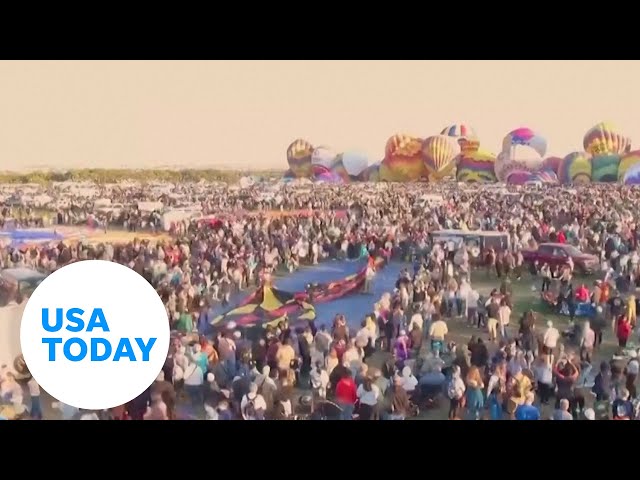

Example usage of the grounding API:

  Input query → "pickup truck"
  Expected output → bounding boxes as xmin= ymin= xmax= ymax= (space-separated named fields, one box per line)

xmin=521 ymin=242 xmax=599 ymax=274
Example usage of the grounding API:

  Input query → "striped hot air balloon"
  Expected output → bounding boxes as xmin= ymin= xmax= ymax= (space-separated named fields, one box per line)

xmin=583 ymin=122 xmax=631 ymax=156
xmin=379 ymin=134 xmax=426 ymax=182
xmin=618 ymin=150 xmax=640 ymax=181
xmin=623 ymin=163 xmax=640 ymax=185
xmin=558 ymin=152 xmax=592 ymax=185
xmin=422 ymin=135 xmax=459 ymax=180
xmin=286 ymin=139 xmax=314 ymax=177
xmin=440 ymin=124 xmax=476 ymax=139
xmin=456 ymin=139 xmax=497 ymax=183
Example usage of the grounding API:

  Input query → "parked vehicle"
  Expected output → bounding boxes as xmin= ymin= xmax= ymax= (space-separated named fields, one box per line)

xmin=429 ymin=230 xmax=510 ymax=261
xmin=521 ymin=242 xmax=599 ymax=274
xmin=0 ymin=267 xmax=46 ymax=307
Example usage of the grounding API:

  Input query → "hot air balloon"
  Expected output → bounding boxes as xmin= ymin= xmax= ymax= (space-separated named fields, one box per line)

xmin=455 ymin=139 xmax=497 ymax=183
xmin=337 ymin=151 xmax=369 ymax=178
xmin=311 ymin=147 xmax=337 ymax=169
xmin=505 ymin=171 xmax=536 ymax=185
xmin=312 ymin=164 xmax=344 ymax=184
xmin=541 ymin=156 xmax=562 ymax=175
xmin=422 ymin=135 xmax=460 ymax=180
xmin=618 ymin=151 xmax=640 ymax=181
xmin=558 ymin=152 xmax=592 ymax=185
xmin=286 ymin=139 xmax=314 ymax=177
xmin=359 ymin=163 xmax=380 ymax=182
xmin=329 ymin=157 xmax=351 ymax=182
xmin=379 ymin=134 xmax=426 ymax=182
xmin=622 ymin=163 xmax=640 ymax=185
xmin=532 ymin=170 xmax=559 ymax=184
xmin=502 ymin=128 xmax=548 ymax=158
xmin=583 ymin=122 xmax=631 ymax=156
xmin=440 ymin=124 xmax=477 ymax=139
xmin=495 ymin=145 xmax=544 ymax=182
xmin=591 ymin=154 xmax=621 ymax=182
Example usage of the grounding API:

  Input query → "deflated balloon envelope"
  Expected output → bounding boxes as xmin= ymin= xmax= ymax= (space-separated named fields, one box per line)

xmin=286 ymin=139 xmax=314 ymax=177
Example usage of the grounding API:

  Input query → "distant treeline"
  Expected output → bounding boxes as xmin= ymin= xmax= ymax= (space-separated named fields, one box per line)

xmin=0 ymin=168 xmax=285 ymax=185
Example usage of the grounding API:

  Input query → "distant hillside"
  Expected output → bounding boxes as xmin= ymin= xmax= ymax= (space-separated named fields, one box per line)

xmin=0 ymin=168 xmax=286 ymax=185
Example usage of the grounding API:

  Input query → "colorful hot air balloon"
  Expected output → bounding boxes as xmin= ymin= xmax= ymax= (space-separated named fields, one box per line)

xmin=591 ymin=154 xmax=621 ymax=182
xmin=440 ymin=124 xmax=477 ymax=139
xmin=338 ymin=151 xmax=369 ymax=178
xmin=312 ymin=164 xmax=343 ymax=184
xmin=311 ymin=147 xmax=336 ymax=169
xmin=286 ymin=139 xmax=314 ymax=177
xmin=622 ymin=163 xmax=640 ymax=185
xmin=506 ymin=170 xmax=536 ymax=185
xmin=618 ymin=151 xmax=640 ymax=181
xmin=422 ymin=135 xmax=460 ymax=180
xmin=583 ymin=122 xmax=631 ymax=156
xmin=495 ymin=145 xmax=544 ymax=182
xmin=455 ymin=139 xmax=497 ymax=183
xmin=379 ymin=134 xmax=426 ymax=182
xmin=541 ymin=156 xmax=562 ymax=175
xmin=502 ymin=128 xmax=548 ymax=158
xmin=558 ymin=152 xmax=592 ymax=185
xmin=329 ymin=157 xmax=351 ymax=182
xmin=532 ymin=170 xmax=559 ymax=184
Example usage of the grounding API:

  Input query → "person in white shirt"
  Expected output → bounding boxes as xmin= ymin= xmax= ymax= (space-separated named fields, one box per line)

xmin=356 ymin=377 xmax=381 ymax=420
xmin=310 ymin=363 xmax=330 ymax=399
xmin=543 ymin=320 xmax=560 ymax=355
xmin=498 ymin=299 xmax=511 ymax=339
xmin=408 ymin=312 xmax=424 ymax=332
xmin=241 ymin=383 xmax=267 ymax=420
xmin=400 ymin=366 xmax=418 ymax=394
xmin=183 ymin=362 xmax=204 ymax=405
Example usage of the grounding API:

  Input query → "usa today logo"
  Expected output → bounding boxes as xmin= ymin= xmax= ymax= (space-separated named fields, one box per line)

xmin=20 ymin=260 xmax=170 ymax=410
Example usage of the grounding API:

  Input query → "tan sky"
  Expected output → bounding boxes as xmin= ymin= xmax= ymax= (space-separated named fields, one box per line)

xmin=0 ymin=60 xmax=638 ymax=171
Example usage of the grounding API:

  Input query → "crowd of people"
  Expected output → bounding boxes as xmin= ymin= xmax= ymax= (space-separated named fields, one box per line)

xmin=2 ymin=181 xmax=640 ymax=419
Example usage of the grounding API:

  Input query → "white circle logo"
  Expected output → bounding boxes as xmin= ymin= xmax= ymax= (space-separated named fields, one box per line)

xmin=20 ymin=260 xmax=170 ymax=410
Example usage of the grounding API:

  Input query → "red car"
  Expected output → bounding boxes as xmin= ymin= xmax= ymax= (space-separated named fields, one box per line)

xmin=522 ymin=242 xmax=599 ymax=274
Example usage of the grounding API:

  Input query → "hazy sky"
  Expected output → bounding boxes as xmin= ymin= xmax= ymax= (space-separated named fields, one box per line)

xmin=0 ymin=60 xmax=638 ymax=171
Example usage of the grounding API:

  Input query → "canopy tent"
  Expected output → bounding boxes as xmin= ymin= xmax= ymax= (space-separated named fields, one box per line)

xmin=211 ymin=284 xmax=316 ymax=329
